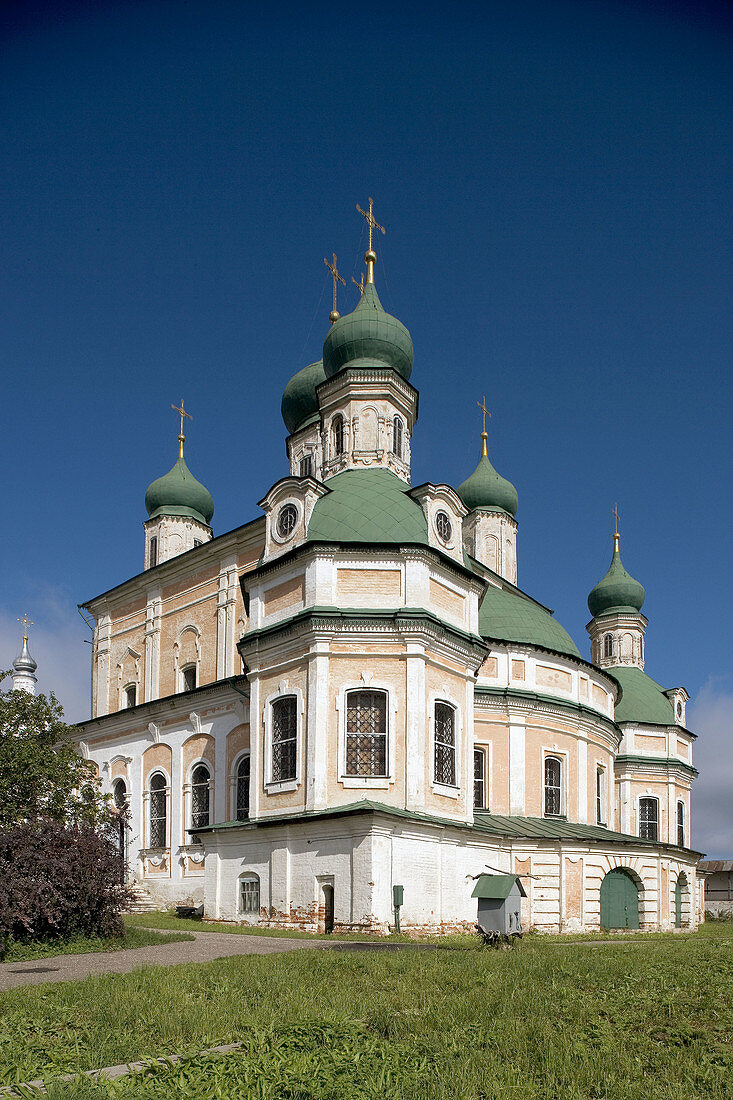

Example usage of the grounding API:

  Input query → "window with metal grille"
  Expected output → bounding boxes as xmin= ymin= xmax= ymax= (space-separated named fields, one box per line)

xmin=277 ymin=503 xmax=298 ymax=538
xmin=345 ymin=690 xmax=387 ymax=777
xmin=271 ymin=696 xmax=297 ymax=782
xmin=300 ymin=455 xmax=313 ymax=478
xmin=149 ymin=537 xmax=157 ymax=568
xmin=392 ymin=416 xmax=403 ymax=459
xmin=240 ymin=875 xmax=260 ymax=915
xmin=434 ymin=703 xmax=456 ymax=786
xmin=124 ymin=684 xmax=136 ymax=708
xmin=182 ymin=665 xmax=196 ymax=692
xmin=677 ymin=801 xmax=685 ymax=847
xmin=596 ymin=766 xmax=605 ymax=824
xmin=639 ymin=797 xmax=659 ymax=841
xmin=473 ymin=747 xmax=486 ymax=809
xmin=544 ymin=757 xmax=562 ymax=816
xmin=236 ymin=755 xmax=250 ymax=821
xmin=333 ymin=415 xmax=344 ymax=457
xmin=149 ymin=773 xmax=167 ymax=848
xmin=190 ymin=764 xmax=210 ymax=830
xmin=603 ymin=634 xmax=614 ymax=658
xmin=435 ymin=511 xmax=452 ymax=544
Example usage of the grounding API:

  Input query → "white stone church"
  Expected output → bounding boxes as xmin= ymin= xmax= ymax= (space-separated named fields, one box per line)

xmin=43 ymin=217 xmax=701 ymax=933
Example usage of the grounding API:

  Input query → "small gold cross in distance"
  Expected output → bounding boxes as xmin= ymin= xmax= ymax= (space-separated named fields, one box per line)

xmin=17 ymin=613 xmax=33 ymax=641
xmin=352 ymin=273 xmax=365 ymax=296
xmin=477 ymin=396 xmax=492 ymax=434
xmin=356 ymin=197 xmax=385 ymax=251
xmin=324 ymin=253 xmax=346 ymax=316
xmin=171 ymin=398 xmax=193 ymax=439
xmin=612 ymin=503 xmax=620 ymax=536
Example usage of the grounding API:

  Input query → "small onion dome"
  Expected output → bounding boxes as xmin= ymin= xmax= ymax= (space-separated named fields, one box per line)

xmin=457 ymin=436 xmax=518 ymax=517
xmin=281 ymin=359 xmax=326 ymax=435
xmin=322 ymin=282 xmax=414 ymax=381
xmin=145 ymin=455 xmax=214 ymax=526
xmin=13 ymin=636 xmax=37 ymax=675
xmin=587 ymin=537 xmax=645 ymax=617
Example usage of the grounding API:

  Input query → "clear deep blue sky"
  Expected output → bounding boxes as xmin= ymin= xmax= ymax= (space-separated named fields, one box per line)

xmin=2 ymin=0 xmax=731 ymax=851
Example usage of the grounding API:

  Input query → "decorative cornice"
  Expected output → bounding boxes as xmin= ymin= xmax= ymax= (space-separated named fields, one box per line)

xmin=614 ymin=754 xmax=698 ymax=779
xmin=74 ymin=675 xmax=250 ymax=738
xmin=475 ymin=685 xmax=620 ymax=742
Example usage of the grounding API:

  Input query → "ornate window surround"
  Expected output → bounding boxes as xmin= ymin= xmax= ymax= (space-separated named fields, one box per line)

xmin=182 ymin=758 xmax=213 ymax=840
xmin=429 ymin=688 xmax=463 ymax=799
xmin=336 ymin=679 xmax=397 ymax=789
xmin=542 ymin=750 xmax=567 ymax=818
xmin=262 ymin=685 xmax=304 ymax=794
xmin=229 ymin=751 xmax=252 ymax=820
xmin=144 ymin=768 xmax=170 ymax=850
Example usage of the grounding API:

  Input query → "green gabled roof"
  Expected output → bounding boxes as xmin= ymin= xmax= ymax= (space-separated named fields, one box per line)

xmin=307 ymin=469 xmax=429 ymax=545
xmin=609 ymin=665 xmax=675 ymax=726
xmin=472 ymin=874 xmax=526 ymax=899
xmin=478 ymin=583 xmax=580 ymax=659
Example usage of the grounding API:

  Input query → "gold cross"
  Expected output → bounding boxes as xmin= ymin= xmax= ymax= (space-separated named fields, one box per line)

xmin=352 ymin=273 xmax=365 ymax=296
xmin=356 ymin=197 xmax=385 ymax=252
xmin=612 ymin=503 xmax=620 ymax=536
xmin=172 ymin=399 xmax=193 ymax=458
xmin=477 ymin=396 xmax=492 ymax=434
xmin=324 ymin=253 xmax=346 ymax=321
xmin=17 ymin=613 xmax=33 ymax=641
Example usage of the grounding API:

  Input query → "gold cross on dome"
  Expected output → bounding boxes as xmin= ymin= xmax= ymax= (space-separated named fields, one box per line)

xmin=324 ymin=253 xmax=346 ymax=322
xmin=356 ymin=197 xmax=385 ymax=252
xmin=612 ymin=502 xmax=620 ymax=536
xmin=352 ymin=273 xmax=365 ymax=296
xmin=477 ymin=396 xmax=492 ymax=434
xmin=172 ymin=399 xmax=193 ymax=458
xmin=17 ymin=613 xmax=33 ymax=642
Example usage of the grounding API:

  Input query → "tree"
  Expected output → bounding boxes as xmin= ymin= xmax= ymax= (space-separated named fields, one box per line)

xmin=0 ymin=671 xmax=110 ymax=830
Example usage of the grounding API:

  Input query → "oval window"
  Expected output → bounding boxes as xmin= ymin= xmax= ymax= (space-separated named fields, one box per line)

xmin=277 ymin=504 xmax=298 ymax=539
xmin=435 ymin=511 xmax=452 ymax=544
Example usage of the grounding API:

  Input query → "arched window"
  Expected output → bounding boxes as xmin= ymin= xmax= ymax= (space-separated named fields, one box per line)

xmin=639 ymin=796 xmax=659 ymax=841
xmin=596 ymin=766 xmax=606 ymax=825
xmin=345 ymin=690 xmax=387 ymax=776
xmin=236 ymin=755 xmax=250 ymax=821
xmin=473 ymin=747 xmax=486 ymax=810
xmin=271 ymin=696 xmax=297 ymax=782
xmin=124 ymin=684 xmax=137 ymax=708
xmin=190 ymin=763 xmax=211 ymax=830
xmin=299 ymin=455 xmax=313 ymax=478
xmin=677 ymin=801 xmax=685 ymax=847
xmin=544 ymin=756 xmax=562 ymax=817
xmin=112 ymin=778 xmax=128 ymax=871
xmin=332 ymin=415 xmax=344 ymax=457
xmin=392 ymin=416 xmax=403 ymax=459
xmin=113 ymin=778 xmax=128 ymax=811
xmin=434 ymin=703 xmax=456 ymax=786
xmin=149 ymin=772 xmax=167 ymax=848
xmin=239 ymin=873 xmax=260 ymax=917
xmin=603 ymin=634 xmax=614 ymax=659
xmin=149 ymin=536 xmax=158 ymax=568
xmin=182 ymin=665 xmax=197 ymax=692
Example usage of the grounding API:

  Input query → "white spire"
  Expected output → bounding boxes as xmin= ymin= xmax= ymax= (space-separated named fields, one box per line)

xmin=12 ymin=615 xmax=38 ymax=694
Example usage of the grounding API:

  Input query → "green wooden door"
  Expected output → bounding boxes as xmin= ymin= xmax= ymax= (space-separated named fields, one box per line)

xmin=600 ymin=869 xmax=639 ymax=929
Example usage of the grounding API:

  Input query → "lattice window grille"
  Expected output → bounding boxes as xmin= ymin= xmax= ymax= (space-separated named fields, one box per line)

xmin=149 ymin=775 xmax=167 ymax=848
xmin=236 ymin=756 xmax=250 ymax=821
xmin=345 ymin=690 xmax=387 ymax=777
xmin=191 ymin=765 xmax=210 ymax=830
xmin=434 ymin=703 xmax=456 ymax=786
xmin=544 ymin=757 xmax=562 ymax=817
xmin=240 ymin=877 xmax=260 ymax=914
xmin=639 ymin=797 xmax=659 ymax=841
xmin=272 ymin=697 xmax=297 ymax=782
xmin=473 ymin=747 xmax=486 ymax=809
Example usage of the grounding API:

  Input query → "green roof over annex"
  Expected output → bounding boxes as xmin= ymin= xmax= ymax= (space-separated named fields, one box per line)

xmin=609 ymin=665 xmax=676 ymax=726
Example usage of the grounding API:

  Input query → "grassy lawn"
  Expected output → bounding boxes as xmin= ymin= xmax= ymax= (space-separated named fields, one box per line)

xmin=0 ymin=923 xmax=730 ymax=1098
xmin=2 ymin=927 xmax=194 ymax=964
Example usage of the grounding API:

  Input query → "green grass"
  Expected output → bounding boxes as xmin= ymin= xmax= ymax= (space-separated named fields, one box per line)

xmin=0 ymin=923 xmax=730 ymax=1098
xmin=2 ymin=927 xmax=194 ymax=963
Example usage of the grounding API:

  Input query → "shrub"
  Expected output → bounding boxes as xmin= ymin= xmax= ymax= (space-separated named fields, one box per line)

xmin=0 ymin=818 xmax=132 ymax=958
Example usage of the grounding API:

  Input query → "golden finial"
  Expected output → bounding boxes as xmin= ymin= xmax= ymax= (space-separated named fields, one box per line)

xmin=356 ymin=197 xmax=385 ymax=285
xmin=17 ymin=613 xmax=33 ymax=643
xmin=171 ymin=398 xmax=193 ymax=459
xmin=477 ymin=396 xmax=491 ymax=457
xmin=324 ymin=253 xmax=346 ymax=324
xmin=352 ymin=273 xmax=365 ymax=296
xmin=612 ymin=503 xmax=620 ymax=551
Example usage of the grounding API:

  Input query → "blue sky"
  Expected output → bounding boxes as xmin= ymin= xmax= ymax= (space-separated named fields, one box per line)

xmin=1 ymin=0 xmax=731 ymax=854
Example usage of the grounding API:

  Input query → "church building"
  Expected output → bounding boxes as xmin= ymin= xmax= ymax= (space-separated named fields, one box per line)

xmin=71 ymin=205 xmax=702 ymax=933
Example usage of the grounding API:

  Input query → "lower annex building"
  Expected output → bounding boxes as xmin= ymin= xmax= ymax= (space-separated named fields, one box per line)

xmin=69 ymin=221 xmax=702 ymax=933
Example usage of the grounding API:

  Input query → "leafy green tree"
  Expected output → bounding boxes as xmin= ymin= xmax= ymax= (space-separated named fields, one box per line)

xmin=0 ymin=672 xmax=111 ymax=830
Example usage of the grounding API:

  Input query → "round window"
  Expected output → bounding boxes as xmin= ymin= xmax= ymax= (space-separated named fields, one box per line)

xmin=277 ymin=504 xmax=298 ymax=539
xmin=435 ymin=511 xmax=452 ymax=544
xmin=677 ymin=701 xmax=682 ymax=719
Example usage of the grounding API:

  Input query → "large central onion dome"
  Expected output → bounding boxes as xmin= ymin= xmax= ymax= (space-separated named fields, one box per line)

xmin=281 ymin=359 xmax=327 ymax=435
xmin=588 ymin=536 xmax=645 ymax=617
xmin=145 ymin=453 xmax=214 ymax=527
xmin=457 ymin=434 xmax=518 ymax=517
xmin=323 ymin=282 xmax=414 ymax=381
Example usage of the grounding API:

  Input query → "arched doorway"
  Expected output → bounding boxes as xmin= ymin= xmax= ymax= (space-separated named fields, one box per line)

xmin=600 ymin=869 xmax=639 ymax=929
xmin=112 ymin=779 xmax=128 ymax=881
xmin=674 ymin=873 xmax=690 ymax=928
xmin=322 ymin=884 xmax=334 ymax=934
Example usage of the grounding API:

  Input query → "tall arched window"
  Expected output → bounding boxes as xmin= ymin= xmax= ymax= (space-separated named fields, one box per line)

xmin=677 ymin=801 xmax=685 ymax=847
xmin=182 ymin=665 xmax=197 ymax=692
xmin=392 ymin=416 xmax=403 ymax=459
xmin=149 ymin=772 xmax=167 ymax=848
xmin=112 ymin=779 xmax=128 ymax=867
xmin=473 ymin=747 xmax=487 ymax=809
xmin=434 ymin=703 xmax=456 ymax=786
xmin=544 ymin=757 xmax=562 ymax=817
xmin=236 ymin=755 xmax=250 ymax=821
xmin=190 ymin=763 xmax=211 ymax=830
xmin=271 ymin=696 xmax=297 ymax=782
xmin=332 ymin=415 xmax=344 ymax=457
xmin=603 ymin=634 xmax=614 ymax=659
xmin=639 ymin=796 xmax=659 ymax=841
xmin=345 ymin=690 xmax=387 ymax=777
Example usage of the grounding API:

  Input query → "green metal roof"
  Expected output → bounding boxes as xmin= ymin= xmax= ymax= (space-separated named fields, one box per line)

xmin=472 ymin=874 xmax=526 ymax=899
xmin=307 ymin=469 xmax=429 ymax=545
xmin=323 ymin=281 xmax=414 ymax=381
xmin=588 ymin=539 xmax=645 ymax=617
xmin=281 ymin=359 xmax=326 ymax=435
xmin=478 ymin=583 xmax=580 ymax=658
xmin=145 ymin=454 xmax=214 ymax=526
xmin=457 ymin=446 xmax=518 ymax=517
xmin=610 ymin=665 xmax=675 ymax=726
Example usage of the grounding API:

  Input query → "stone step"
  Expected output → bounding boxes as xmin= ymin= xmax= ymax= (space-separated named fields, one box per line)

xmin=125 ymin=884 xmax=160 ymax=913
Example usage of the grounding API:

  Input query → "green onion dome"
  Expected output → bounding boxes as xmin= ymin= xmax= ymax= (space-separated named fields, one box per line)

xmin=281 ymin=359 xmax=327 ymax=435
xmin=323 ymin=282 xmax=414 ymax=381
xmin=457 ymin=435 xmax=518 ymax=517
xmin=145 ymin=452 xmax=214 ymax=526
xmin=587 ymin=536 xmax=645 ymax=617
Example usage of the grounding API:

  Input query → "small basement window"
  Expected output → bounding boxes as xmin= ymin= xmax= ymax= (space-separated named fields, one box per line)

xmin=240 ymin=874 xmax=260 ymax=916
